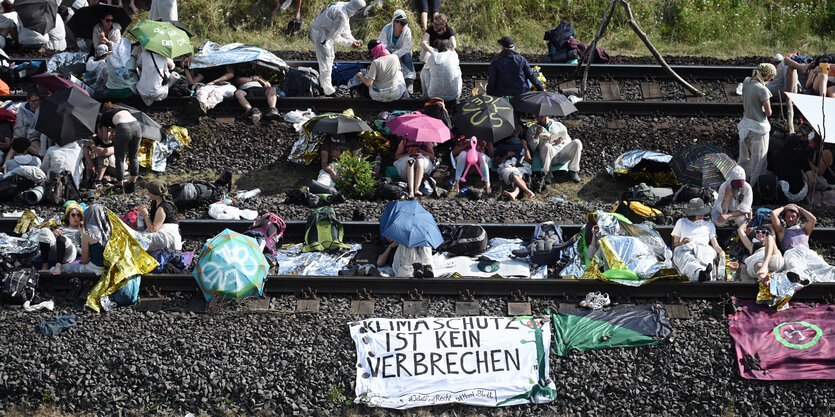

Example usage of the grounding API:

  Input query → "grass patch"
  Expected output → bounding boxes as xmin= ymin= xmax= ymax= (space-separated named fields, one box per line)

xmin=173 ymin=0 xmax=832 ymax=57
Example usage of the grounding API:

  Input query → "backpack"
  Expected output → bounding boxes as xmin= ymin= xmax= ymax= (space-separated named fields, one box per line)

xmin=245 ymin=212 xmax=286 ymax=255
xmin=755 ymin=174 xmax=785 ymax=205
xmin=436 ymin=225 xmax=488 ymax=257
xmin=374 ymin=178 xmax=409 ymax=201
xmin=0 ymin=267 xmax=39 ymax=304
xmin=510 ymin=222 xmax=567 ymax=266
xmin=331 ymin=62 xmax=365 ymax=86
xmin=544 ymin=21 xmax=575 ymax=49
xmin=613 ymin=200 xmax=664 ymax=224
xmin=43 ymin=171 xmax=80 ymax=206
xmin=566 ymin=38 xmax=610 ymax=64
xmin=281 ymin=67 xmax=322 ymax=97
xmin=621 ymin=182 xmax=661 ymax=206
xmin=169 ymin=180 xmax=225 ymax=210
xmin=303 ymin=207 xmax=350 ymax=252
xmin=673 ymin=184 xmax=715 ymax=205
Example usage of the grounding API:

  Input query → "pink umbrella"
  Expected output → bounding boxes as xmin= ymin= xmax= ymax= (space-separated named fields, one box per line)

xmin=31 ymin=73 xmax=90 ymax=96
xmin=388 ymin=113 xmax=452 ymax=143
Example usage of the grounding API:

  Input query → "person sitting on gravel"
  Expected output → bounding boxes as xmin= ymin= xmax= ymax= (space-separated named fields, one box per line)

xmin=711 ymin=166 xmax=752 ymax=228
xmin=493 ymin=130 xmax=534 ymax=201
xmin=91 ymin=11 xmax=121 ymax=54
xmin=420 ymin=13 xmax=456 ymax=61
xmin=80 ymin=128 xmax=117 ymax=190
xmin=60 ymin=204 xmax=109 ymax=276
xmin=525 ymin=114 xmax=583 ymax=188
xmin=451 ymin=135 xmax=492 ymax=195
xmin=737 ymin=221 xmax=783 ymax=282
xmin=9 ymin=90 xmax=46 ymax=161
xmin=810 ymin=132 xmax=835 ymax=189
xmin=770 ymin=203 xmax=835 ymax=282
xmin=183 ymin=57 xmax=236 ymax=116
xmin=805 ymin=59 xmax=835 ymax=98
xmin=355 ymin=40 xmax=409 ymax=102
xmin=672 ymin=198 xmax=724 ymax=282
xmin=376 ymin=238 xmax=434 ymax=278
xmin=98 ymin=102 xmax=140 ymax=194
xmin=136 ymin=45 xmax=175 ymax=106
xmin=419 ymin=39 xmax=461 ymax=100
xmin=41 ymin=141 xmax=84 ymax=190
xmin=738 ymin=63 xmax=775 ymax=184
xmin=3 ymin=138 xmax=40 ymax=174
xmin=393 ymin=135 xmax=435 ymax=199
xmin=487 ymin=36 xmax=543 ymax=98
xmin=136 ymin=179 xmax=182 ymax=251
xmin=309 ymin=0 xmax=366 ymax=97
xmin=39 ymin=201 xmax=83 ymax=275
xmin=377 ymin=10 xmax=416 ymax=94
xmin=205 ymin=63 xmax=280 ymax=123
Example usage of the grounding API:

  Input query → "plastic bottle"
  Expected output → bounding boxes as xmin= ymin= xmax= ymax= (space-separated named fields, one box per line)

xmin=236 ymin=188 xmax=262 ymax=200
xmin=137 ymin=215 xmax=145 ymax=231
xmin=373 ymin=154 xmax=382 ymax=176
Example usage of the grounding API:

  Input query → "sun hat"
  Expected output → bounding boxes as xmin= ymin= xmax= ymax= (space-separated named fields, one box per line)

xmin=684 ymin=198 xmax=710 ymax=216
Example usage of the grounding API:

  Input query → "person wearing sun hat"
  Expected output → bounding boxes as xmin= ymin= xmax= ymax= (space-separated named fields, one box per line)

xmin=672 ymin=198 xmax=725 ymax=282
xmin=712 ymin=165 xmax=753 ymax=227
xmin=738 ymin=62 xmax=776 ymax=185
xmin=39 ymin=201 xmax=84 ymax=275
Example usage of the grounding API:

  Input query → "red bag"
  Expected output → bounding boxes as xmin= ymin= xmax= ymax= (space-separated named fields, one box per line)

xmin=121 ymin=209 xmax=138 ymax=230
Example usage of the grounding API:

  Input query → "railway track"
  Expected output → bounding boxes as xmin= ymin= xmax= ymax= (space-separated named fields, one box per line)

xmin=7 ymin=219 xmax=834 ymax=300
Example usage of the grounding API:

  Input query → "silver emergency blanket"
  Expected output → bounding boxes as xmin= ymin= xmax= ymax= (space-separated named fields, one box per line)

xmin=189 ymin=41 xmax=288 ymax=72
xmin=431 ymin=238 xmax=547 ymax=278
xmin=561 ymin=211 xmax=673 ymax=286
xmin=46 ymin=52 xmax=88 ymax=73
xmin=0 ymin=230 xmax=39 ymax=255
xmin=274 ymin=243 xmax=360 ymax=276
xmin=757 ymin=272 xmax=810 ymax=311
xmin=607 ymin=150 xmax=672 ymax=176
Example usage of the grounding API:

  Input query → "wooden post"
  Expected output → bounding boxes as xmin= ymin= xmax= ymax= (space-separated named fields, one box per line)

xmin=577 ymin=0 xmax=617 ymax=96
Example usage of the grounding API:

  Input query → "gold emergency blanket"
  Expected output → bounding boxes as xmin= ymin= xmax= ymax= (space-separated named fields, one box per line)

xmin=138 ymin=126 xmax=191 ymax=172
xmin=288 ymin=109 xmax=360 ymax=165
xmin=86 ymin=211 xmax=159 ymax=312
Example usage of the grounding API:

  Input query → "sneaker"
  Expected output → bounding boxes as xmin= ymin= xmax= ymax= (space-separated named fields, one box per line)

xmin=123 ymin=181 xmax=136 ymax=194
xmin=698 ymin=263 xmax=713 ymax=282
xmin=405 ymin=79 xmax=414 ymax=95
xmin=568 ymin=171 xmax=581 ymax=183
xmin=246 ymin=107 xmax=262 ymax=124
xmin=285 ymin=18 xmax=302 ymax=37
xmin=595 ymin=292 xmax=610 ymax=308
xmin=264 ymin=107 xmax=280 ymax=121
xmin=423 ymin=264 xmax=434 ymax=278
xmin=91 ymin=179 xmax=102 ymax=189
xmin=187 ymin=96 xmax=208 ymax=116
xmin=579 ymin=291 xmax=598 ymax=309
xmin=412 ymin=263 xmax=424 ymax=278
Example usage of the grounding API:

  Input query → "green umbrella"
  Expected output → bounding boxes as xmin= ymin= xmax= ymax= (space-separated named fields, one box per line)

xmin=129 ymin=19 xmax=193 ymax=58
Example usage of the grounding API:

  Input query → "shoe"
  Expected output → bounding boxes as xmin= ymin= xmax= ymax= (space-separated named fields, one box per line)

xmin=285 ymin=18 xmax=302 ymax=37
xmin=187 ymin=96 xmax=207 ymax=116
xmin=215 ymin=169 xmax=233 ymax=188
xmin=79 ymin=177 xmax=92 ymax=190
xmin=422 ymin=264 xmax=434 ymax=278
xmin=91 ymin=179 xmax=102 ymax=189
xmin=123 ymin=181 xmax=136 ymax=194
xmin=595 ymin=292 xmax=610 ymax=308
xmin=246 ymin=107 xmax=262 ymax=124
xmin=531 ymin=171 xmax=546 ymax=193
xmin=698 ymin=263 xmax=713 ymax=282
xmin=579 ymin=291 xmax=598 ymax=309
xmin=264 ymin=107 xmax=280 ymax=120
xmin=568 ymin=171 xmax=581 ymax=183
xmin=412 ymin=263 xmax=424 ymax=278
xmin=405 ymin=79 xmax=414 ymax=95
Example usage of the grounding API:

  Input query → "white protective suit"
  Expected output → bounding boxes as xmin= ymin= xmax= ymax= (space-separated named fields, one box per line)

xmin=420 ymin=49 xmax=462 ymax=100
xmin=309 ymin=0 xmax=366 ymax=96
xmin=377 ymin=9 xmax=415 ymax=81
xmin=2 ymin=1 xmax=67 ymax=51
xmin=711 ymin=165 xmax=753 ymax=227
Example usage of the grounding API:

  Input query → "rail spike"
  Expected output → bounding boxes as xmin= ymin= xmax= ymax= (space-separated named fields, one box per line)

xmin=299 ymin=287 xmax=318 ymax=300
xmin=405 ymin=288 xmax=424 ymax=301
xmin=459 ymin=289 xmax=476 ymax=302
xmin=355 ymin=288 xmax=373 ymax=301
xmin=510 ymin=289 xmax=528 ymax=302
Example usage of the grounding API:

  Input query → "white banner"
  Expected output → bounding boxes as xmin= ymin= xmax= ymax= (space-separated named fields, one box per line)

xmin=349 ymin=316 xmax=556 ymax=409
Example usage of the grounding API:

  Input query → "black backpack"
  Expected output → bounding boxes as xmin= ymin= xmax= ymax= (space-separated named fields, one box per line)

xmin=512 ymin=222 xmax=571 ymax=266
xmin=281 ymin=67 xmax=322 ymax=97
xmin=436 ymin=225 xmax=489 ymax=257
xmin=544 ymin=21 xmax=575 ymax=50
xmin=169 ymin=180 xmax=225 ymax=210
xmin=43 ymin=171 xmax=81 ymax=206
xmin=673 ymin=184 xmax=715 ymax=205
xmin=1 ymin=267 xmax=39 ymax=304
xmin=374 ymin=178 xmax=409 ymax=201
xmin=755 ymin=174 xmax=786 ymax=205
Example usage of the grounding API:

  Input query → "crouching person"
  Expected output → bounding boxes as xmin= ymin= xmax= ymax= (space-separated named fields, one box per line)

xmin=61 ymin=205 xmax=109 ymax=276
xmin=137 ymin=180 xmax=182 ymax=251
xmin=672 ymin=198 xmax=725 ymax=282
xmin=376 ymin=239 xmax=434 ymax=278
xmin=40 ymin=202 xmax=83 ymax=275
xmin=712 ymin=165 xmax=752 ymax=227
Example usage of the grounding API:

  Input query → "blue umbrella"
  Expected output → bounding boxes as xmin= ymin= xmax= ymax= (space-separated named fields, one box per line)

xmin=380 ymin=201 xmax=443 ymax=248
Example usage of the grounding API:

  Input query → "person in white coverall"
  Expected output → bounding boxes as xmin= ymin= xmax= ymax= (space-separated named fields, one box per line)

xmin=309 ymin=0 xmax=366 ymax=96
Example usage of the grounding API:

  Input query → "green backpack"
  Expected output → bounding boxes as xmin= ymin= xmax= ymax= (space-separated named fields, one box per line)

xmin=303 ymin=207 xmax=351 ymax=252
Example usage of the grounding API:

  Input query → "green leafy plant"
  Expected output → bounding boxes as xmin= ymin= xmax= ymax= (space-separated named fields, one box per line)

xmin=334 ymin=152 xmax=378 ymax=200
xmin=41 ymin=389 xmax=55 ymax=404
xmin=326 ymin=384 xmax=351 ymax=405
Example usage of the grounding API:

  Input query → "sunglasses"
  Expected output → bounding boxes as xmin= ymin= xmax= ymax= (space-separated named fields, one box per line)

xmin=69 ymin=212 xmax=82 ymax=217
xmin=432 ymin=22 xmax=444 ymax=28
xmin=104 ymin=18 xmax=114 ymax=22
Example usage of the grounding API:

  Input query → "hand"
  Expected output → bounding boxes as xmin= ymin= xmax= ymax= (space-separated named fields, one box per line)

xmin=536 ymin=126 xmax=543 ymax=135
xmin=717 ymin=214 xmax=728 ymax=223
xmin=356 ymin=71 xmax=363 ymax=78
xmin=207 ymin=80 xmax=215 ymax=86
xmin=757 ymin=264 xmax=768 ymax=276
xmin=507 ymin=151 xmax=515 ymax=157
xmin=352 ymin=40 xmax=363 ymax=48
xmin=718 ymin=250 xmax=725 ymax=260
xmin=53 ymin=229 xmax=64 ymax=237
xmin=136 ymin=205 xmax=149 ymax=217
xmin=681 ymin=237 xmax=691 ymax=245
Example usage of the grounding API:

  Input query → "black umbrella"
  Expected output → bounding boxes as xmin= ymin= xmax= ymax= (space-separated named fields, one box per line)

xmin=511 ymin=91 xmax=577 ymax=117
xmin=306 ymin=113 xmax=371 ymax=134
xmin=451 ymin=94 xmax=516 ymax=142
xmin=67 ymin=4 xmax=131 ymax=39
xmin=36 ymin=86 xmax=102 ymax=145
xmin=15 ymin=0 xmax=57 ymax=35
xmin=119 ymin=104 xmax=163 ymax=141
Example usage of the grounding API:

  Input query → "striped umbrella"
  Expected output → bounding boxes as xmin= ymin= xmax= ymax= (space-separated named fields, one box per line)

xmin=669 ymin=143 xmax=723 ymax=186
xmin=688 ymin=153 xmax=738 ymax=188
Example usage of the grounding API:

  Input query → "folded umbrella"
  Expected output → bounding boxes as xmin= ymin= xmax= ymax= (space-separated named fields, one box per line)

xmin=14 ymin=0 xmax=56 ymax=35
xmin=35 ymin=86 xmax=101 ymax=145
xmin=388 ymin=113 xmax=452 ymax=143
xmin=511 ymin=91 xmax=577 ymax=117
xmin=306 ymin=113 xmax=371 ymax=134
xmin=119 ymin=104 xmax=163 ymax=141
xmin=379 ymin=200 xmax=443 ymax=248
xmin=32 ymin=73 xmax=88 ymax=96
xmin=452 ymin=94 xmax=516 ymax=142
xmin=193 ymin=229 xmax=268 ymax=301
xmin=129 ymin=19 xmax=192 ymax=59
xmin=67 ymin=4 xmax=131 ymax=39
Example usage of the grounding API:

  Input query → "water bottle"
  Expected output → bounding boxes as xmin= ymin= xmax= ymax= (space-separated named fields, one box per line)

xmin=136 ymin=215 xmax=145 ymax=231
xmin=373 ymin=154 xmax=382 ymax=176
xmin=236 ymin=188 xmax=261 ymax=200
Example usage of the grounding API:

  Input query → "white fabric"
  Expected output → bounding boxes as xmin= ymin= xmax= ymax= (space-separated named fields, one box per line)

xmin=316 ymin=165 xmax=335 ymax=187
xmin=136 ymin=49 xmax=172 ymax=106
xmin=740 ymin=249 xmax=784 ymax=282
xmin=4 ymin=154 xmax=40 ymax=174
xmin=672 ymin=242 xmax=716 ymax=281
xmin=85 ymin=56 xmax=108 ymax=95
xmin=149 ymin=0 xmax=178 ymax=21
xmin=145 ymin=223 xmax=182 ymax=251
xmin=309 ymin=0 xmax=365 ymax=96
xmin=420 ymin=49 xmax=462 ymax=100
xmin=377 ymin=9 xmax=414 ymax=79
xmin=91 ymin=22 xmax=121 ymax=51
xmin=712 ymin=165 xmax=753 ymax=224
xmin=9 ymin=2 xmax=67 ymax=51
xmin=207 ymin=202 xmax=258 ymax=220
xmin=41 ymin=142 xmax=83 ymax=189
xmin=497 ymin=158 xmax=531 ymax=185
xmin=526 ymin=120 xmax=571 ymax=153
xmin=737 ymin=127 xmax=769 ymax=183
xmin=779 ymin=177 xmax=808 ymax=203
xmin=194 ymin=83 xmax=236 ymax=110
xmin=671 ymin=218 xmax=716 ymax=247
xmin=393 ymin=154 xmax=434 ymax=178
xmin=61 ymin=261 xmax=104 ymax=275
xmin=13 ymin=104 xmax=46 ymax=145
xmin=538 ymin=139 xmax=582 ymax=173
xmin=392 ymin=245 xmax=432 ymax=277
xmin=782 ymin=245 xmax=835 ymax=283
xmin=785 ymin=93 xmax=835 ymax=143
xmin=38 ymin=227 xmax=79 ymax=263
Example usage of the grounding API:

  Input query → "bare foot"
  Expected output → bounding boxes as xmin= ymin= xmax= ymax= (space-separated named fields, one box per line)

xmin=451 ymin=183 xmax=459 ymax=194
xmin=53 ymin=263 xmax=62 ymax=275
xmin=414 ymin=190 xmax=423 ymax=197
xmin=524 ymin=190 xmax=536 ymax=199
xmin=503 ymin=189 xmax=518 ymax=201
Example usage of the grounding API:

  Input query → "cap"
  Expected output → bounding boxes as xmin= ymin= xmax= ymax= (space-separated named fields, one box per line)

xmin=497 ymin=36 xmax=515 ymax=49
xmin=95 ymin=43 xmax=109 ymax=58
xmin=477 ymin=259 xmax=499 ymax=273
xmin=784 ymin=204 xmax=799 ymax=214
xmin=730 ymin=179 xmax=745 ymax=188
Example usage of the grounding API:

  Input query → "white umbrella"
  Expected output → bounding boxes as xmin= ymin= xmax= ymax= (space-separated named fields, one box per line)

xmin=785 ymin=92 xmax=835 ymax=143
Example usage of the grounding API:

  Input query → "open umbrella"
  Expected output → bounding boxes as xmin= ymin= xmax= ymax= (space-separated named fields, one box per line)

xmin=688 ymin=152 xmax=737 ymax=188
xmin=193 ymin=229 xmax=268 ymax=301
xmin=129 ymin=19 xmax=192 ymax=59
xmin=669 ymin=143 xmax=723 ymax=186
xmin=379 ymin=200 xmax=443 ymax=248
xmin=35 ymin=86 xmax=101 ymax=145
xmin=14 ymin=0 xmax=56 ymax=35
xmin=153 ymin=19 xmax=193 ymax=37
xmin=306 ymin=113 xmax=371 ymax=134
xmin=66 ymin=4 xmax=131 ymax=39
xmin=32 ymin=73 xmax=89 ymax=96
xmin=119 ymin=104 xmax=163 ymax=141
xmin=452 ymin=94 xmax=515 ymax=142
xmin=388 ymin=113 xmax=452 ymax=143
xmin=511 ymin=91 xmax=577 ymax=116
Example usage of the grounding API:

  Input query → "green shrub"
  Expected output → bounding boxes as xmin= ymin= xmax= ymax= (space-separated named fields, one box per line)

xmin=334 ymin=152 xmax=378 ymax=200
